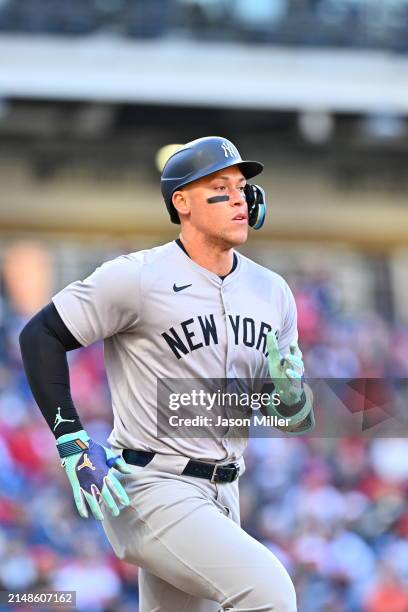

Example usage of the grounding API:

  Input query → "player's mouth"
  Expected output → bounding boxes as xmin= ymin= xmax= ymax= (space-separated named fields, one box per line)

xmin=232 ymin=213 xmax=248 ymax=223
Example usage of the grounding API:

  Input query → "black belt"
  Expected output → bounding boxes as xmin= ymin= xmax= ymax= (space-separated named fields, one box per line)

xmin=122 ymin=449 xmax=240 ymax=484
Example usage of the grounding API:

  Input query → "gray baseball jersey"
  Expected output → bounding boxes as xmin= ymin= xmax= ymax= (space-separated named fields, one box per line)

xmin=52 ymin=240 xmax=298 ymax=462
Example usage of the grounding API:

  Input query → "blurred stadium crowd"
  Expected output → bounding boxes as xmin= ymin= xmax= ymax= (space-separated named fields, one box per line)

xmin=0 ymin=0 xmax=408 ymax=51
xmin=1 ymin=245 xmax=408 ymax=611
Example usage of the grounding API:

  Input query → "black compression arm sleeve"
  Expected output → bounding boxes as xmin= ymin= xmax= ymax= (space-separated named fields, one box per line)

xmin=19 ymin=302 xmax=84 ymax=438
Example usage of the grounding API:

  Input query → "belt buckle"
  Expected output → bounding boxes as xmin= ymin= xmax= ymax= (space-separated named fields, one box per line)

xmin=210 ymin=463 xmax=220 ymax=484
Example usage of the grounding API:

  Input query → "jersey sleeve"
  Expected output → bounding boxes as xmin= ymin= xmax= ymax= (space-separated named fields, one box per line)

xmin=52 ymin=254 xmax=141 ymax=346
xmin=278 ymin=282 xmax=299 ymax=356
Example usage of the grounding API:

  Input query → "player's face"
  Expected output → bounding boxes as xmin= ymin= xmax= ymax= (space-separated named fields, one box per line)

xmin=178 ymin=166 xmax=249 ymax=247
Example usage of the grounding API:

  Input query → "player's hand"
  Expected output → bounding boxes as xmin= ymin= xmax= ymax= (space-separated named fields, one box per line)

xmin=266 ymin=331 xmax=304 ymax=406
xmin=266 ymin=331 xmax=315 ymax=434
xmin=56 ymin=430 xmax=131 ymax=520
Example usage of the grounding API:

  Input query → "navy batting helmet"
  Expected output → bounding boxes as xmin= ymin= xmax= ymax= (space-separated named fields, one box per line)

xmin=161 ymin=136 xmax=264 ymax=225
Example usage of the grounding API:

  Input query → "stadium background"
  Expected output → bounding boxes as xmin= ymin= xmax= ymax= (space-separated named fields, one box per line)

xmin=1 ymin=1 xmax=408 ymax=610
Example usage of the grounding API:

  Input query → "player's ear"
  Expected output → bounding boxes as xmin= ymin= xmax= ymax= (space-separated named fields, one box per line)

xmin=172 ymin=190 xmax=190 ymax=220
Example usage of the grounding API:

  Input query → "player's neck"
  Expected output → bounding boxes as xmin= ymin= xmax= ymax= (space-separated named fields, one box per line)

xmin=179 ymin=234 xmax=234 ymax=277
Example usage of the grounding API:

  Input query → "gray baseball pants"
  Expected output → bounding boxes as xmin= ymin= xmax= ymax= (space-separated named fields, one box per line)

xmin=102 ymin=453 xmax=297 ymax=612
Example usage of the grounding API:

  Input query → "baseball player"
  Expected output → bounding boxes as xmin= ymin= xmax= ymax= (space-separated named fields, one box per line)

xmin=20 ymin=136 xmax=314 ymax=612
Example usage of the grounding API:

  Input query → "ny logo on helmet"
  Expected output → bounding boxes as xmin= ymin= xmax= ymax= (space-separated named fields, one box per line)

xmin=221 ymin=141 xmax=239 ymax=159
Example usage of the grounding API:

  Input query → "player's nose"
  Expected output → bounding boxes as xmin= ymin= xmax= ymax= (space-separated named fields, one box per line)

xmin=229 ymin=186 xmax=246 ymax=205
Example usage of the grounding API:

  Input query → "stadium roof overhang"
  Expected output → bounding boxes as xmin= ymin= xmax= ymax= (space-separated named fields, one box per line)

xmin=0 ymin=35 xmax=407 ymax=114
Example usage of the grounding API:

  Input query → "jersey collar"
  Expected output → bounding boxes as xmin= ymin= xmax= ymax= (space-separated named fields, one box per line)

xmin=172 ymin=239 xmax=241 ymax=285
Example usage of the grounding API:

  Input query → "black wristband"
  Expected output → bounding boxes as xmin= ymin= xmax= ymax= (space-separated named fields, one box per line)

xmin=57 ymin=437 xmax=89 ymax=458
xmin=276 ymin=390 xmax=307 ymax=418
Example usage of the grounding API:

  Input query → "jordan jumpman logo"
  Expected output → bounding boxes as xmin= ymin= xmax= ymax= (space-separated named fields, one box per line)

xmin=53 ymin=406 xmax=75 ymax=431
xmin=77 ymin=454 xmax=96 ymax=471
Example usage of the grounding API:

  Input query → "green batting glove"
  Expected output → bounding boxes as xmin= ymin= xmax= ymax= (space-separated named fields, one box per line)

xmin=267 ymin=331 xmax=304 ymax=406
xmin=266 ymin=331 xmax=315 ymax=434
xmin=56 ymin=430 xmax=131 ymax=520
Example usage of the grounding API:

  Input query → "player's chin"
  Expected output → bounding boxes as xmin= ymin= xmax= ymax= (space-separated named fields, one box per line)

xmin=225 ymin=224 xmax=249 ymax=246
